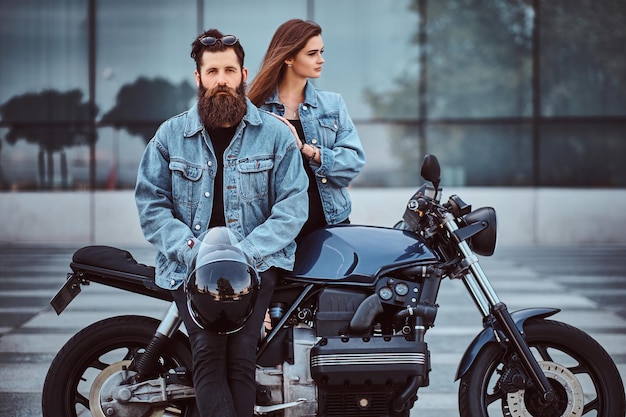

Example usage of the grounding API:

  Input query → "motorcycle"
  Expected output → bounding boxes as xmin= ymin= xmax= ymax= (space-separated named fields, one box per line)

xmin=43 ymin=154 xmax=625 ymax=417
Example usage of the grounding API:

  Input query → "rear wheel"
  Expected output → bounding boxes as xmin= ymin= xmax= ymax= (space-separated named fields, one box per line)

xmin=459 ymin=319 xmax=625 ymax=416
xmin=42 ymin=315 xmax=197 ymax=417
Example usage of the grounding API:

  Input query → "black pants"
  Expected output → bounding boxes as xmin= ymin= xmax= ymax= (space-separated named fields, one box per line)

xmin=173 ymin=268 xmax=277 ymax=417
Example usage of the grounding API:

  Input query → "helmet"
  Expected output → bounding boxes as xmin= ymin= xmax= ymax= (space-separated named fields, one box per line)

xmin=185 ymin=227 xmax=259 ymax=334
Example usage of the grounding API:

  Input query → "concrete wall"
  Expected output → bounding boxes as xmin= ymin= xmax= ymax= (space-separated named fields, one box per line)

xmin=1 ymin=188 xmax=625 ymax=246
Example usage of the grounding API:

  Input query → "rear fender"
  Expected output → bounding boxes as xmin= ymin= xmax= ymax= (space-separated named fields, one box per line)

xmin=455 ymin=307 xmax=560 ymax=380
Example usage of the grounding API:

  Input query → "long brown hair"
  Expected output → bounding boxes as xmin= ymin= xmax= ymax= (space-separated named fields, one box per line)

xmin=248 ymin=19 xmax=322 ymax=107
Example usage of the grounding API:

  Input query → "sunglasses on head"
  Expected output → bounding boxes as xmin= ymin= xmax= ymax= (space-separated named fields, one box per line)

xmin=199 ymin=35 xmax=239 ymax=46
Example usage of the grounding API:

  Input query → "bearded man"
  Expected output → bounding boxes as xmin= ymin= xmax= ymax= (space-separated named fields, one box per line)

xmin=134 ymin=29 xmax=309 ymax=417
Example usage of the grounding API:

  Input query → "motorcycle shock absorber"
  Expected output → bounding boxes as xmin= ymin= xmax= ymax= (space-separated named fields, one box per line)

xmin=268 ymin=302 xmax=285 ymax=328
xmin=132 ymin=302 xmax=184 ymax=380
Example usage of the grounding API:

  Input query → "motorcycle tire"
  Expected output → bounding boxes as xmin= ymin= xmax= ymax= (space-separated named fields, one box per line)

xmin=42 ymin=315 xmax=197 ymax=417
xmin=458 ymin=319 xmax=625 ymax=417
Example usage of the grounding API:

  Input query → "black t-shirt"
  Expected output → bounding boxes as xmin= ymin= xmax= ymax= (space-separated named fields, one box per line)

xmin=290 ymin=119 xmax=326 ymax=239
xmin=206 ymin=125 xmax=237 ymax=228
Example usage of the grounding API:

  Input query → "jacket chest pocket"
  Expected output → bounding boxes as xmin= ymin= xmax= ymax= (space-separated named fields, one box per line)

xmin=237 ymin=158 xmax=273 ymax=202
xmin=170 ymin=160 xmax=204 ymax=206
xmin=318 ymin=116 xmax=339 ymax=145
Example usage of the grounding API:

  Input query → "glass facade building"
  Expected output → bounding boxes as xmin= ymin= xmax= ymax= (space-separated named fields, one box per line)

xmin=1 ymin=0 xmax=625 ymax=191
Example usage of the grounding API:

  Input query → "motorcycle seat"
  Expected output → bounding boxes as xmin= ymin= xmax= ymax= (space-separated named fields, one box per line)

xmin=72 ymin=245 xmax=155 ymax=278
xmin=68 ymin=246 xmax=171 ymax=302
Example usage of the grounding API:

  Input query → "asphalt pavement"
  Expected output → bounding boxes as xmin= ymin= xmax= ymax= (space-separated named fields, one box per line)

xmin=0 ymin=243 xmax=625 ymax=417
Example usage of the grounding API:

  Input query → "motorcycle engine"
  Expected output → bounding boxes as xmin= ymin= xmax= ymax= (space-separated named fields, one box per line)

xmin=310 ymin=334 xmax=428 ymax=416
xmin=257 ymin=288 xmax=430 ymax=416
xmin=315 ymin=288 xmax=430 ymax=416
xmin=256 ymin=327 xmax=318 ymax=417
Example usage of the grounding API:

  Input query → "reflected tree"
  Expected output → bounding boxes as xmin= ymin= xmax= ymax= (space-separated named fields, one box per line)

xmin=0 ymin=89 xmax=96 ymax=190
xmin=101 ymin=77 xmax=195 ymax=144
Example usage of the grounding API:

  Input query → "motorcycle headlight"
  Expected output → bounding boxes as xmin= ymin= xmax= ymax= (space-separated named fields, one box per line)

xmin=462 ymin=207 xmax=497 ymax=256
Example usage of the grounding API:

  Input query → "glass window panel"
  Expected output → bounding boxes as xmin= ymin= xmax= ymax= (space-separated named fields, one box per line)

xmin=426 ymin=124 xmax=533 ymax=186
xmin=426 ymin=0 xmax=533 ymax=118
xmin=352 ymin=122 xmax=422 ymax=187
xmin=540 ymin=124 xmax=626 ymax=186
xmin=95 ymin=127 xmax=147 ymax=190
xmin=97 ymin=0 xmax=198 ymax=123
xmin=0 ymin=126 xmax=87 ymax=190
xmin=355 ymin=122 xmax=533 ymax=187
xmin=540 ymin=1 xmax=626 ymax=116
xmin=0 ymin=0 xmax=89 ymax=191
xmin=0 ymin=125 xmax=152 ymax=191
xmin=315 ymin=0 xmax=420 ymax=119
xmin=0 ymin=0 xmax=88 ymax=112
xmin=200 ymin=0 xmax=308 ymax=82
xmin=96 ymin=0 xmax=198 ymax=190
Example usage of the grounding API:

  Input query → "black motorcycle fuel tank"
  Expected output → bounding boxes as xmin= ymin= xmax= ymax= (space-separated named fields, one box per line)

xmin=291 ymin=225 xmax=438 ymax=284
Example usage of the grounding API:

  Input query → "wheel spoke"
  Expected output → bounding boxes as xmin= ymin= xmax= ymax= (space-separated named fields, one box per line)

xmin=485 ymin=390 xmax=501 ymax=406
xmin=534 ymin=344 xmax=552 ymax=361
xmin=569 ymin=363 xmax=585 ymax=374
xmin=90 ymin=358 xmax=110 ymax=371
xmin=75 ymin=391 xmax=90 ymax=410
xmin=583 ymin=397 xmax=599 ymax=414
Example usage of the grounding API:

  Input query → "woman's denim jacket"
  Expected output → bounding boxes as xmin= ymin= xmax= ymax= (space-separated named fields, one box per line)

xmin=135 ymin=99 xmax=309 ymax=290
xmin=260 ymin=81 xmax=366 ymax=224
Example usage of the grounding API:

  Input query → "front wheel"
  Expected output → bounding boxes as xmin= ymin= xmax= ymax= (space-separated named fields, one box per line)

xmin=459 ymin=319 xmax=625 ymax=417
xmin=42 ymin=315 xmax=197 ymax=417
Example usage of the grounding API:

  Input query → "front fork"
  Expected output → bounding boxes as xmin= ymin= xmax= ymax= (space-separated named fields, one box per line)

xmin=442 ymin=213 xmax=556 ymax=402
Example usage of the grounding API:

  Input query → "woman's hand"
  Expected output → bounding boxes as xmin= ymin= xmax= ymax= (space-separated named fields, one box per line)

xmin=270 ymin=112 xmax=304 ymax=150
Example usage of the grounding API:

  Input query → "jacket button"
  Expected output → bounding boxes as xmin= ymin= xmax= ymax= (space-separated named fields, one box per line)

xmin=302 ymin=105 xmax=308 ymax=111
xmin=312 ymin=138 xmax=318 ymax=144
xmin=321 ymin=178 xmax=328 ymax=184
xmin=204 ymin=192 xmax=210 ymax=197
xmin=170 ymin=279 xmax=176 ymax=286
xmin=207 ymin=161 xmax=213 ymax=167
xmin=194 ymin=224 xmax=201 ymax=230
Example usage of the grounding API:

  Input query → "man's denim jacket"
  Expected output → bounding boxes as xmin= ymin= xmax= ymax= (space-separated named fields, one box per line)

xmin=135 ymin=99 xmax=309 ymax=290
xmin=260 ymin=81 xmax=365 ymax=224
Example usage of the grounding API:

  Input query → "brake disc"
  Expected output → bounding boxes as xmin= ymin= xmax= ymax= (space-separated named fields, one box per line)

xmin=504 ymin=360 xmax=584 ymax=417
xmin=89 ymin=360 xmax=165 ymax=417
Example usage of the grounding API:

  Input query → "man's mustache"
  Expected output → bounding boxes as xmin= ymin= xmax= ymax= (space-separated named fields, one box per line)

xmin=206 ymin=85 xmax=235 ymax=97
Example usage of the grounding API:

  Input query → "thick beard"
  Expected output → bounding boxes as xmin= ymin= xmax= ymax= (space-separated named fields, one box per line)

xmin=198 ymin=81 xmax=247 ymax=129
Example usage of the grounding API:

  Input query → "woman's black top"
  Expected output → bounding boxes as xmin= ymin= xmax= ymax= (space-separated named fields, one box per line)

xmin=289 ymin=119 xmax=326 ymax=239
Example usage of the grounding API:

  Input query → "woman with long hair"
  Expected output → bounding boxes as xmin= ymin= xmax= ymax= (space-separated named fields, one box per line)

xmin=248 ymin=19 xmax=366 ymax=239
